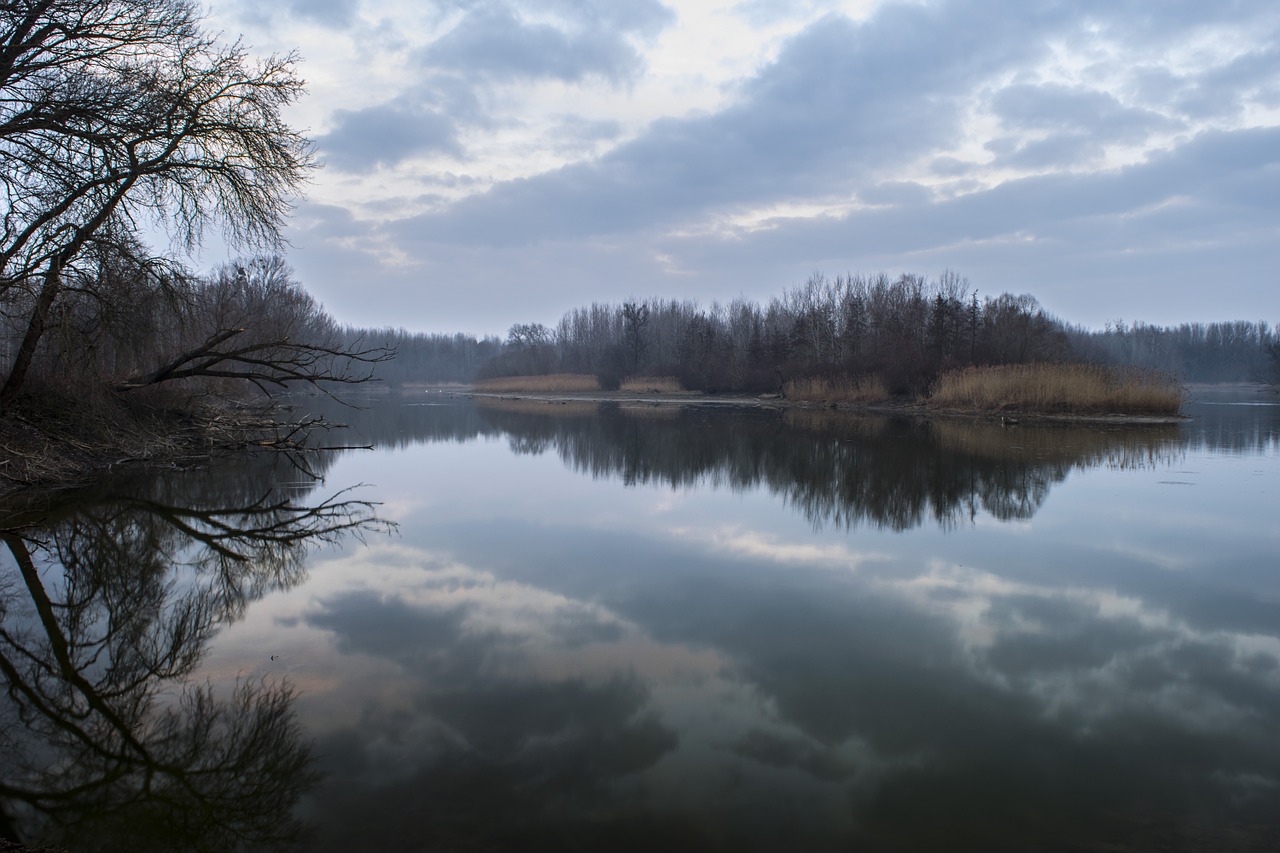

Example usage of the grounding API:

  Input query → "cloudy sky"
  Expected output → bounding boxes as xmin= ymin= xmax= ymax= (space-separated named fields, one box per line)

xmin=202 ymin=0 xmax=1280 ymax=335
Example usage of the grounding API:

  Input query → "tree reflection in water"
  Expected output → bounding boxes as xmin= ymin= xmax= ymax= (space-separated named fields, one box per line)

xmin=469 ymin=398 xmax=1185 ymax=530
xmin=0 ymin=452 xmax=390 ymax=852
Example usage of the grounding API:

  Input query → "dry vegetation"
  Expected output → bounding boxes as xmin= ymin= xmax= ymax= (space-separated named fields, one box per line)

xmin=784 ymin=375 xmax=890 ymax=404
xmin=927 ymin=364 xmax=1183 ymax=415
xmin=0 ymin=386 xmax=316 ymax=499
xmin=473 ymin=374 xmax=602 ymax=393
xmin=619 ymin=376 xmax=684 ymax=393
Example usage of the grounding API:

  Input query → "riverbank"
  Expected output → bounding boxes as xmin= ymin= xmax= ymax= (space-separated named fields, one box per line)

xmin=0 ymin=392 xmax=328 ymax=504
xmin=464 ymin=364 xmax=1187 ymax=423
xmin=0 ymin=395 xmax=207 ymax=500
xmin=459 ymin=388 xmax=1188 ymax=424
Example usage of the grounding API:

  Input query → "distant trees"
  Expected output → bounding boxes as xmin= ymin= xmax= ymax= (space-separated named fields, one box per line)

xmin=345 ymin=328 xmax=502 ymax=386
xmin=0 ymin=0 xmax=315 ymax=413
xmin=1069 ymin=320 xmax=1279 ymax=383
xmin=468 ymin=272 xmax=1073 ymax=394
xmin=418 ymin=274 xmax=1271 ymax=393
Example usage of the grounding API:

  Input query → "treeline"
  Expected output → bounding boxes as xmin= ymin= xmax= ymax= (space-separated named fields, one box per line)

xmin=351 ymin=272 xmax=1278 ymax=392
xmin=339 ymin=328 xmax=503 ymax=385
xmin=1069 ymin=320 xmax=1279 ymax=383
xmin=483 ymin=272 xmax=1070 ymax=394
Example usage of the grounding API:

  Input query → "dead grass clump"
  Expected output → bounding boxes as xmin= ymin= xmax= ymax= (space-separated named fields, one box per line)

xmin=619 ymin=376 xmax=683 ymax=393
xmin=927 ymin=363 xmax=1183 ymax=415
xmin=784 ymin=375 xmax=890 ymax=404
xmin=473 ymin=374 xmax=602 ymax=393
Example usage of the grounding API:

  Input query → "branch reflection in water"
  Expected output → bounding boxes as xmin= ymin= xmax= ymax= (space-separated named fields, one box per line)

xmin=0 ymin=448 xmax=392 ymax=852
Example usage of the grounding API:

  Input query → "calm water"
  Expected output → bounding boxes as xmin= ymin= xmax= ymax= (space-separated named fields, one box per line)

xmin=2 ymin=389 xmax=1278 ymax=851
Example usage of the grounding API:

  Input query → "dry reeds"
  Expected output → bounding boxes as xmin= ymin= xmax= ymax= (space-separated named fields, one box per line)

xmin=927 ymin=363 xmax=1183 ymax=415
xmin=784 ymin=374 xmax=890 ymax=404
xmin=619 ymin=376 xmax=683 ymax=393
xmin=473 ymin=374 xmax=602 ymax=393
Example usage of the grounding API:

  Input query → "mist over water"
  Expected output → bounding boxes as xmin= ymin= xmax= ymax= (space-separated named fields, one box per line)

xmin=3 ymin=389 xmax=1278 ymax=851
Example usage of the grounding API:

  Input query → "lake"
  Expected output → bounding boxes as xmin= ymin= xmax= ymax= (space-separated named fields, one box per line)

xmin=2 ymin=388 xmax=1278 ymax=851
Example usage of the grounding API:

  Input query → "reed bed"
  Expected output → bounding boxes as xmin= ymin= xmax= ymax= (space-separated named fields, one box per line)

xmin=619 ymin=376 xmax=684 ymax=393
xmin=473 ymin=373 xmax=602 ymax=393
xmin=784 ymin=374 xmax=890 ymax=404
xmin=927 ymin=364 xmax=1183 ymax=415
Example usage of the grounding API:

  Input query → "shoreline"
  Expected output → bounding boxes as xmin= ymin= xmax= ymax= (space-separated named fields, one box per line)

xmin=458 ymin=389 xmax=1189 ymax=425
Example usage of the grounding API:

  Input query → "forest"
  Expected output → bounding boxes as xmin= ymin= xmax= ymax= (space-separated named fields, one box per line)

xmin=351 ymin=271 xmax=1280 ymax=393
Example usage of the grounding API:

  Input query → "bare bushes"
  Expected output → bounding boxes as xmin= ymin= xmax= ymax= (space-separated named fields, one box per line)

xmin=784 ymin=375 xmax=890 ymax=404
xmin=0 ymin=382 xmax=209 ymax=494
xmin=927 ymin=364 xmax=1183 ymax=415
xmin=473 ymin=374 xmax=602 ymax=393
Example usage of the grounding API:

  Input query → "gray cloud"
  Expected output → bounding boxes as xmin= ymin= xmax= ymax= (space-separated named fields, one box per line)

xmin=654 ymin=125 xmax=1280 ymax=324
xmin=286 ymin=0 xmax=359 ymax=28
xmin=421 ymin=0 xmax=672 ymax=84
xmin=985 ymin=132 xmax=1107 ymax=170
xmin=284 ymin=118 xmax=1278 ymax=332
xmin=423 ymin=6 xmax=639 ymax=83
xmin=990 ymin=83 xmax=1181 ymax=148
xmin=317 ymin=102 xmax=462 ymax=171
xmin=266 ymin=0 xmax=1280 ymax=333
xmin=391 ymin=3 xmax=1083 ymax=247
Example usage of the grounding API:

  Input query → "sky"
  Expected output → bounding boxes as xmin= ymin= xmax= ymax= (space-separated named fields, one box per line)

xmin=200 ymin=0 xmax=1280 ymax=336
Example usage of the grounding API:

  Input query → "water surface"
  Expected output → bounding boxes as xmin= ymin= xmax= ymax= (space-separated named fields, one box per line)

xmin=2 ymin=389 xmax=1277 ymax=851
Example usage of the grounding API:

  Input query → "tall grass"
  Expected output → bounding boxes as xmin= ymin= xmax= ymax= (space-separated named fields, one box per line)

xmin=619 ymin=376 xmax=684 ymax=393
xmin=928 ymin=363 xmax=1183 ymax=415
xmin=784 ymin=374 xmax=890 ymax=404
xmin=473 ymin=374 xmax=602 ymax=393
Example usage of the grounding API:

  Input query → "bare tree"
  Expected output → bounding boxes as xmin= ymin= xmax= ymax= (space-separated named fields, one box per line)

xmin=621 ymin=300 xmax=649 ymax=373
xmin=109 ymin=257 xmax=392 ymax=397
xmin=0 ymin=0 xmax=314 ymax=412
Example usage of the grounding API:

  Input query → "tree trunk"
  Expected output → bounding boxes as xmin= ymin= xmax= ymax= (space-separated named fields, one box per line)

xmin=0 ymin=263 xmax=61 ymax=413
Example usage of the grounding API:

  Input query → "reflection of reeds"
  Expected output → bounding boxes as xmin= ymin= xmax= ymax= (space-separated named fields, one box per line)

xmin=928 ymin=364 xmax=1182 ymax=415
xmin=783 ymin=408 xmax=892 ymax=437
xmin=474 ymin=397 xmax=602 ymax=418
xmin=474 ymin=374 xmax=602 ymax=393
xmin=619 ymin=375 xmax=683 ymax=393
xmin=779 ymin=406 xmax=1184 ymax=471
xmin=619 ymin=403 xmax=680 ymax=420
xmin=928 ymin=418 xmax=1184 ymax=470
xmin=784 ymin=375 xmax=890 ymax=404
